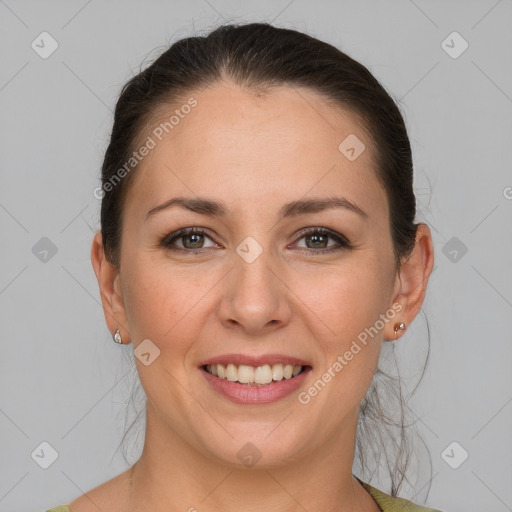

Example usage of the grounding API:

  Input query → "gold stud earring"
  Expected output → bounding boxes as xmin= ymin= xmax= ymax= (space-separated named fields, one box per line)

xmin=393 ymin=322 xmax=406 ymax=340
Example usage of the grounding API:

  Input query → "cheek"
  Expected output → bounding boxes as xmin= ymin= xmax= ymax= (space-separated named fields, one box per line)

xmin=300 ymin=275 xmax=384 ymax=412
xmin=303 ymin=258 xmax=390 ymax=340
xmin=121 ymin=256 xmax=209 ymax=345
xmin=296 ymin=257 xmax=390 ymax=396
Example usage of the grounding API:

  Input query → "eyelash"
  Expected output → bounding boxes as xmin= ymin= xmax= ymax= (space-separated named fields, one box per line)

xmin=160 ymin=227 xmax=353 ymax=256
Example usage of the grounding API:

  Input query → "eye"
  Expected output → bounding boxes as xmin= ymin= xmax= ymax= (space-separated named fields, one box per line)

xmin=292 ymin=228 xmax=352 ymax=255
xmin=161 ymin=226 xmax=353 ymax=255
xmin=161 ymin=228 xmax=217 ymax=251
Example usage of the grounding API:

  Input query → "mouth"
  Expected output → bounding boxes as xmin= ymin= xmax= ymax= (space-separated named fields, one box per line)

xmin=199 ymin=355 xmax=312 ymax=404
xmin=202 ymin=363 xmax=309 ymax=386
xmin=198 ymin=354 xmax=312 ymax=405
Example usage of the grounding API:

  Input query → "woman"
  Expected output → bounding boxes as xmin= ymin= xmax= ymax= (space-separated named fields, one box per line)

xmin=48 ymin=22 xmax=441 ymax=512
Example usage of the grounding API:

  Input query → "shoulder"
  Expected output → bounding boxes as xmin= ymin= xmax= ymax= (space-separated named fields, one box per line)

xmin=357 ymin=477 xmax=444 ymax=512
xmin=63 ymin=467 xmax=132 ymax=512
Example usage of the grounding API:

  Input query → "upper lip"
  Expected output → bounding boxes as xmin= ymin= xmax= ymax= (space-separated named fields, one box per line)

xmin=199 ymin=353 xmax=311 ymax=368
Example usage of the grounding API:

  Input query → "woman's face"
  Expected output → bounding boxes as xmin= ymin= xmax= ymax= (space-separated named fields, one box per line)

xmin=110 ymin=82 xmax=403 ymax=467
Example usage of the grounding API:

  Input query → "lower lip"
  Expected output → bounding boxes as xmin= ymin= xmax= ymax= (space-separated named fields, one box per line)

xmin=200 ymin=367 xmax=312 ymax=404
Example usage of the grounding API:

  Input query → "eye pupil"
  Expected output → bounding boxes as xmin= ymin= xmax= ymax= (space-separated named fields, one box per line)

xmin=306 ymin=233 xmax=328 ymax=249
xmin=184 ymin=233 xmax=203 ymax=248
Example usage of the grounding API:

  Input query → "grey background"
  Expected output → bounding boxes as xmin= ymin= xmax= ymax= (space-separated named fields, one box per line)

xmin=1 ymin=0 xmax=511 ymax=511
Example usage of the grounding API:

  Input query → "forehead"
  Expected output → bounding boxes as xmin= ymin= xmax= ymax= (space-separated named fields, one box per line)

xmin=155 ymin=82 xmax=372 ymax=159
xmin=125 ymin=81 xmax=386 ymax=217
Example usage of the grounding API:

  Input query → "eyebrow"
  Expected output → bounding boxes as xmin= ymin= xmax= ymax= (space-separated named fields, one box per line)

xmin=145 ymin=195 xmax=368 ymax=220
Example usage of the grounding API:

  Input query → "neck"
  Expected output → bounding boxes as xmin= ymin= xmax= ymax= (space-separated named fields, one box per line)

xmin=125 ymin=402 xmax=379 ymax=512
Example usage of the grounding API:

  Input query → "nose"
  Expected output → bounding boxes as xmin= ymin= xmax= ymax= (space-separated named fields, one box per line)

xmin=217 ymin=247 xmax=292 ymax=336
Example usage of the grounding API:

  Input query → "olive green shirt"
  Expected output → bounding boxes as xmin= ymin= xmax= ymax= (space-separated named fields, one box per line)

xmin=46 ymin=479 xmax=443 ymax=511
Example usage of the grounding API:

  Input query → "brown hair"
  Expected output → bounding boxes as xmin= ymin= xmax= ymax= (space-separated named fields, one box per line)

xmin=100 ymin=22 xmax=431 ymax=497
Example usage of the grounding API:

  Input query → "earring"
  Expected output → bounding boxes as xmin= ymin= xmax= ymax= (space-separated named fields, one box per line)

xmin=393 ymin=322 xmax=406 ymax=340
xmin=113 ymin=329 xmax=123 ymax=344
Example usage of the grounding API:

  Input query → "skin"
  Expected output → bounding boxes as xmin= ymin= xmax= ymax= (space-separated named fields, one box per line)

xmin=76 ymin=81 xmax=434 ymax=512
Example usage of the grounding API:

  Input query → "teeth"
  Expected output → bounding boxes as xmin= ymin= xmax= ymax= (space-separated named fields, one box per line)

xmin=254 ymin=364 xmax=272 ymax=384
xmin=226 ymin=363 xmax=238 ymax=382
xmin=205 ymin=363 xmax=304 ymax=385
xmin=272 ymin=364 xmax=283 ymax=381
xmin=237 ymin=364 xmax=254 ymax=384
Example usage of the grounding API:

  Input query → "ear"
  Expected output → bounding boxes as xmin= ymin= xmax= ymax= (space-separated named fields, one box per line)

xmin=90 ymin=231 xmax=131 ymax=344
xmin=384 ymin=223 xmax=435 ymax=341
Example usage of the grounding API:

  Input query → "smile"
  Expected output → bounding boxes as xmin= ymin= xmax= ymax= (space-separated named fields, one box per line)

xmin=204 ymin=363 xmax=305 ymax=386
xmin=200 ymin=360 xmax=312 ymax=404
